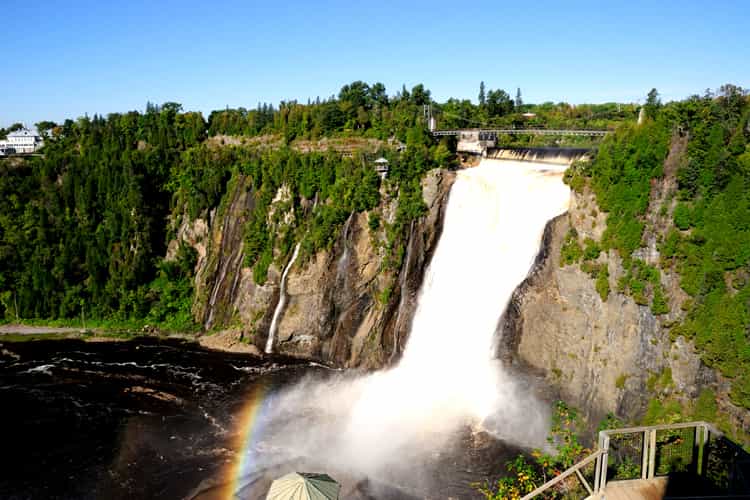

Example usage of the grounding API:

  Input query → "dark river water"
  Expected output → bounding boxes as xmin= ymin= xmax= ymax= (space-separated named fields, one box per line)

xmin=0 ymin=339 xmax=520 ymax=500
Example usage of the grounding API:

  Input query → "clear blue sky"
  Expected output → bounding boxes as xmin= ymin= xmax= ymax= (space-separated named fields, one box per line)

xmin=1 ymin=0 xmax=748 ymax=127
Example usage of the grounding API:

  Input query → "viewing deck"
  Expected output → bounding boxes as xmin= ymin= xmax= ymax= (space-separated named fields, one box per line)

xmin=520 ymin=421 xmax=750 ymax=500
xmin=590 ymin=477 xmax=668 ymax=500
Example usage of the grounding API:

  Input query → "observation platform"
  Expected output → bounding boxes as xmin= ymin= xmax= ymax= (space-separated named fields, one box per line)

xmin=589 ymin=477 xmax=667 ymax=500
xmin=520 ymin=421 xmax=750 ymax=500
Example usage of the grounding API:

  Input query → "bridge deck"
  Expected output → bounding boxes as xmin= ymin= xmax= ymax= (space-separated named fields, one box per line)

xmin=589 ymin=477 xmax=668 ymax=500
xmin=432 ymin=128 xmax=609 ymax=137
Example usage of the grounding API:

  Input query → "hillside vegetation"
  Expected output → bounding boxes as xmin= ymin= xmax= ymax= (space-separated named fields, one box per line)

xmin=565 ymin=85 xmax=750 ymax=410
xmin=0 ymin=85 xmax=447 ymax=330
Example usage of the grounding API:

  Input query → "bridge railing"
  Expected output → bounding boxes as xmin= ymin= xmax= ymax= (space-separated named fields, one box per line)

xmin=520 ymin=421 xmax=750 ymax=499
xmin=432 ymin=128 xmax=610 ymax=137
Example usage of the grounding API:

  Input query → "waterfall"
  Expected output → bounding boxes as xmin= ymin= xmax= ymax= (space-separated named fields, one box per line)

xmin=265 ymin=243 xmax=301 ymax=354
xmin=247 ymin=159 xmax=572 ymax=489
xmin=486 ymin=147 xmax=591 ymax=164
xmin=339 ymin=159 xmax=572 ymax=460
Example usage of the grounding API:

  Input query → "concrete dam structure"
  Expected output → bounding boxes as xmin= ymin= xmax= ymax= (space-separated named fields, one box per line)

xmin=486 ymin=146 xmax=591 ymax=164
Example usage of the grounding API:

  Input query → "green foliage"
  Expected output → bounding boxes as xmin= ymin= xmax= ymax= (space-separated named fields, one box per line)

xmin=591 ymin=121 xmax=670 ymax=255
xmin=617 ymin=258 xmax=662 ymax=307
xmin=562 ymin=159 xmax=591 ymax=192
xmin=615 ymin=373 xmax=629 ymax=389
xmin=646 ymin=367 xmax=674 ymax=393
xmin=596 ymin=265 xmax=611 ymax=301
xmin=614 ymin=457 xmax=641 ymax=480
xmin=643 ymin=397 xmax=685 ymax=425
xmin=560 ymin=228 xmax=583 ymax=266
xmin=581 ymin=85 xmax=750 ymax=410
xmin=478 ymin=402 xmax=590 ymax=500
xmin=478 ymin=455 xmax=541 ymax=500
xmin=206 ymin=81 xmax=434 ymax=141
xmin=145 ymin=245 xmax=198 ymax=331
xmin=252 ymin=249 xmax=273 ymax=285
xmin=693 ymin=388 xmax=718 ymax=422
xmin=583 ymin=238 xmax=601 ymax=261
xmin=651 ymin=285 xmax=670 ymax=315
xmin=0 ymin=104 xmax=205 ymax=326
xmin=367 ymin=213 xmax=380 ymax=232
xmin=204 ymin=80 xmax=636 ymax=152
xmin=597 ymin=412 xmax=624 ymax=432
xmin=673 ymin=202 xmax=693 ymax=230
xmin=644 ymin=88 xmax=662 ymax=120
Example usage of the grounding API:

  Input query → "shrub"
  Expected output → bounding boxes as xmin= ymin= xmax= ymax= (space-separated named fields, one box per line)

xmin=596 ymin=266 xmax=610 ymax=301
xmin=560 ymin=228 xmax=583 ymax=266
xmin=583 ymin=238 xmax=602 ymax=261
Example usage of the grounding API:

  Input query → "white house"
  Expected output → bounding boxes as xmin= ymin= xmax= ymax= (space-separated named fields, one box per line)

xmin=0 ymin=128 xmax=44 ymax=155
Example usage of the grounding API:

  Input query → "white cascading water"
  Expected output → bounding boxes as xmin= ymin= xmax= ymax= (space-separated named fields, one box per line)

xmin=265 ymin=242 xmax=301 ymax=354
xmin=249 ymin=159 xmax=572 ymax=490
xmin=339 ymin=159 xmax=571 ymax=463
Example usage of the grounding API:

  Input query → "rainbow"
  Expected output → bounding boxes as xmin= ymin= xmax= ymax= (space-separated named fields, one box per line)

xmin=222 ymin=382 xmax=273 ymax=500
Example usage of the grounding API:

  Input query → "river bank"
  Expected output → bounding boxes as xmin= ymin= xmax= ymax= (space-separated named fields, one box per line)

xmin=0 ymin=324 xmax=264 ymax=356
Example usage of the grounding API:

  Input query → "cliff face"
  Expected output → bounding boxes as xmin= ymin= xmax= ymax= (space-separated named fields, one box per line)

xmin=171 ymin=169 xmax=454 ymax=369
xmin=502 ymin=201 xmax=713 ymax=423
xmin=505 ymin=141 xmax=749 ymax=433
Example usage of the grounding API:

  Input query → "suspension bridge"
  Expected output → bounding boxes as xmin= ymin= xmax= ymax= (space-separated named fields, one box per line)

xmin=422 ymin=105 xmax=611 ymax=155
xmin=431 ymin=128 xmax=610 ymax=137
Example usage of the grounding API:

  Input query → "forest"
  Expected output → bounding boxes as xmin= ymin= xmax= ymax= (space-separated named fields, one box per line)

xmin=203 ymin=81 xmax=637 ymax=147
xmin=0 ymin=83 xmax=447 ymax=330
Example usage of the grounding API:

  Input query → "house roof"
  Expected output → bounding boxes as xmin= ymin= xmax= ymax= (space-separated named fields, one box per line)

xmin=7 ymin=129 xmax=40 ymax=138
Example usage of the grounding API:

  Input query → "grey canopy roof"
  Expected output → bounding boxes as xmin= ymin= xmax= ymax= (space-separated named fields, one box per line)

xmin=266 ymin=472 xmax=340 ymax=500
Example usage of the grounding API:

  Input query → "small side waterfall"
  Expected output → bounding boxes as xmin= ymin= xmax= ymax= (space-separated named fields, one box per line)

xmin=265 ymin=243 xmax=301 ymax=354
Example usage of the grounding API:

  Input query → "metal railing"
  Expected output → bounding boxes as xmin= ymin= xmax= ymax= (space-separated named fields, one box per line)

xmin=431 ymin=128 xmax=610 ymax=137
xmin=520 ymin=421 xmax=750 ymax=499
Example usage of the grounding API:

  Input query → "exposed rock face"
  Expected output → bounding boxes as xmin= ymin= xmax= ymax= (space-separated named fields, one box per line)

xmin=504 ymin=144 xmax=749 ymax=432
xmin=171 ymin=169 xmax=454 ymax=369
xmin=275 ymin=169 xmax=454 ymax=368
xmin=502 ymin=206 xmax=714 ymax=423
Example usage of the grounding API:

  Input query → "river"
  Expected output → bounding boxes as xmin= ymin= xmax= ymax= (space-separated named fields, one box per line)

xmin=0 ymin=338 xmax=522 ymax=499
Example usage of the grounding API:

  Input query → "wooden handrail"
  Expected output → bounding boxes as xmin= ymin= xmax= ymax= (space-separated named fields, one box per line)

xmin=519 ymin=450 xmax=604 ymax=500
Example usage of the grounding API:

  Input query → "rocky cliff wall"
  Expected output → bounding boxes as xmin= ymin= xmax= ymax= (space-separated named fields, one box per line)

xmin=170 ymin=169 xmax=454 ymax=369
xmin=504 ymin=147 xmax=750 ymax=434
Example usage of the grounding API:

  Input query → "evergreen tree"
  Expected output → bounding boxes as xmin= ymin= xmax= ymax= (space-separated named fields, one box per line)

xmin=515 ymin=87 xmax=523 ymax=108
xmin=478 ymin=81 xmax=486 ymax=106
xmin=644 ymin=88 xmax=661 ymax=120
